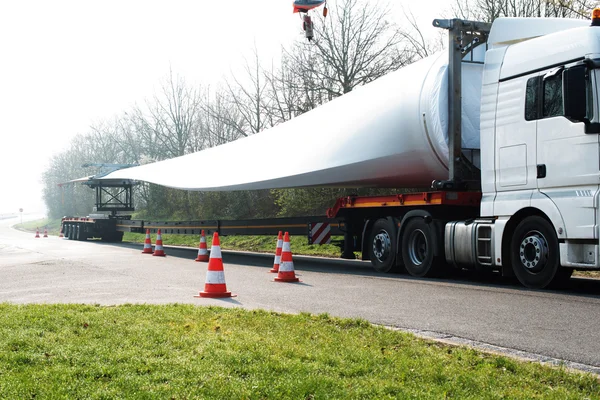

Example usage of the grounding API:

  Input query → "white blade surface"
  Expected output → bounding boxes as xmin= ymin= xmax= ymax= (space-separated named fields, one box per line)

xmin=102 ymin=52 xmax=482 ymax=191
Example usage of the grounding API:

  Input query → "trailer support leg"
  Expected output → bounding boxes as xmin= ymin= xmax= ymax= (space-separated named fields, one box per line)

xmin=341 ymin=221 xmax=356 ymax=259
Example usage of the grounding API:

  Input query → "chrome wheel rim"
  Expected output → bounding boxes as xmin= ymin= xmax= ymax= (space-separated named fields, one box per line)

xmin=519 ymin=230 xmax=549 ymax=273
xmin=372 ymin=230 xmax=391 ymax=263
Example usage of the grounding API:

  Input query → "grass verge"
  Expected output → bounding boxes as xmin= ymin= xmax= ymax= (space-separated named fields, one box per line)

xmin=13 ymin=218 xmax=62 ymax=236
xmin=123 ymin=232 xmax=349 ymax=258
xmin=0 ymin=304 xmax=598 ymax=399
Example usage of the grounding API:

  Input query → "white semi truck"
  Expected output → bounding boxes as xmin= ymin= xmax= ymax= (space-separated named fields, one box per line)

xmin=74 ymin=13 xmax=600 ymax=289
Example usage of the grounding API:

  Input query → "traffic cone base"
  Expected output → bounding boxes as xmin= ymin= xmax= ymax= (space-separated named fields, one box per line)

xmin=195 ymin=283 xmax=237 ymax=298
xmin=274 ymin=276 xmax=300 ymax=283
xmin=195 ymin=232 xmax=235 ymax=298
xmin=142 ymin=229 xmax=153 ymax=254
xmin=194 ymin=292 xmax=236 ymax=298
xmin=274 ymin=261 xmax=300 ymax=282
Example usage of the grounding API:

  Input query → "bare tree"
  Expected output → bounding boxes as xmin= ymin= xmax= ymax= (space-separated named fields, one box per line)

xmin=398 ymin=9 xmax=445 ymax=60
xmin=453 ymin=0 xmax=595 ymax=21
xmin=264 ymin=48 xmax=331 ymax=125
xmin=140 ymin=70 xmax=204 ymax=158
xmin=201 ymin=87 xmax=248 ymax=147
xmin=285 ymin=0 xmax=411 ymax=98
xmin=223 ymin=45 xmax=272 ymax=136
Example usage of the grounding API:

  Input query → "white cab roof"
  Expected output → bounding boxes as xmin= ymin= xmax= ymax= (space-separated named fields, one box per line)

xmin=499 ymin=26 xmax=600 ymax=80
xmin=489 ymin=17 xmax=590 ymax=48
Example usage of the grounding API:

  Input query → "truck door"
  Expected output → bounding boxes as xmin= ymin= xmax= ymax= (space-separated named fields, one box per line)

xmin=493 ymin=75 xmax=539 ymax=216
xmin=535 ymin=66 xmax=600 ymax=240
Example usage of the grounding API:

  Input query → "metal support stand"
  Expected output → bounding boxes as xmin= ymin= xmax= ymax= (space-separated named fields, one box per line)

xmin=83 ymin=179 xmax=136 ymax=217
xmin=341 ymin=220 xmax=356 ymax=259
xmin=431 ymin=18 xmax=491 ymax=191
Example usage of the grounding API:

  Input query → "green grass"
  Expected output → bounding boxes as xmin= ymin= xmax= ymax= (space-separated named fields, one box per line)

xmin=124 ymin=232 xmax=349 ymax=258
xmin=0 ymin=304 xmax=597 ymax=399
xmin=14 ymin=218 xmax=62 ymax=236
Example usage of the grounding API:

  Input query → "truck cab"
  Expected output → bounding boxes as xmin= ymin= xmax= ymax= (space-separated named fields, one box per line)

xmin=476 ymin=19 xmax=600 ymax=287
xmin=334 ymin=15 xmax=600 ymax=289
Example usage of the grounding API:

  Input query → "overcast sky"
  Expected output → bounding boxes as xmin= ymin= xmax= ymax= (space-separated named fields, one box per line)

xmin=0 ymin=0 xmax=450 ymax=215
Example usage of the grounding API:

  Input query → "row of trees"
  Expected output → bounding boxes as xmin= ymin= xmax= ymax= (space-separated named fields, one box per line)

xmin=42 ymin=0 xmax=596 ymax=220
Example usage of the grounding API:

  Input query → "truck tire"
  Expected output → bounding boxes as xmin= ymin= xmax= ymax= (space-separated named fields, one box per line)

xmin=401 ymin=218 xmax=439 ymax=277
xmin=368 ymin=218 xmax=398 ymax=273
xmin=76 ymin=225 xmax=87 ymax=241
xmin=510 ymin=216 xmax=568 ymax=289
xmin=67 ymin=224 xmax=74 ymax=240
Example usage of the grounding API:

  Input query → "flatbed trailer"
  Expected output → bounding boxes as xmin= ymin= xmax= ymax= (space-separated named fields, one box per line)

xmin=61 ymin=215 xmax=345 ymax=245
xmin=61 ymin=190 xmax=480 ymax=269
xmin=59 ymin=174 xmax=345 ymax=246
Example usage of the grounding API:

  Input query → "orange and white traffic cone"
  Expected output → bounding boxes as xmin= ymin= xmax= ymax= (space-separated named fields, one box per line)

xmin=195 ymin=230 xmax=209 ymax=262
xmin=195 ymin=232 xmax=236 ymax=298
xmin=34 ymin=228 xmax=40 ymax=238
xmin=59 ymin=225 xmax=64 ymax=238
xmin=142 ymin=229 xmax=153 ymax=254
xmin=274 ymin=232 xmax=300 ymax=282
xmin=43 ymin=229 xmax=48 ymax=238
xmin=152 ymin=229 xmax=166 ymax=257
xmin=270 ymin=231 xmax=283 ymax=273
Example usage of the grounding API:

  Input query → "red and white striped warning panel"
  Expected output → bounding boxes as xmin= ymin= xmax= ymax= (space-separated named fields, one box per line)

xmin=310 ymin=222 xmax=331 ymax=245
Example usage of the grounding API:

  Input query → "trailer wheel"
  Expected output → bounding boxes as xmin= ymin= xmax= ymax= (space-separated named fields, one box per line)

xmin=510 ymin=216 xmax=568 ymax=289
xmin=76 ymin=225 xmax=87 ymax=241
xmin=67 ymin=224 xmax=74 ymax=240
xmin=401 ymin=218 xmax=439 ymax=277
xmin=368 ymin=218 xmax=398 ymax=273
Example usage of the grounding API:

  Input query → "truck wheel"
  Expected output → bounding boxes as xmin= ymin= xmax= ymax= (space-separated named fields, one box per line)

xmin=81 ymin=228 xmax=88 ymax=241
xmin=67 ymin=224 xmax=74 ymax=240
xmin=368 ymin=218 xmax=397 ymax=273
xmin=76 ymin=225 xmax=87 ymax=241
xmin=401 ymin=218 xmax=439 ymax=277
xmin=75 ymin=225 xmax=81 ymax=241
xmin=510 ymin=216 xmax=569 ymax=289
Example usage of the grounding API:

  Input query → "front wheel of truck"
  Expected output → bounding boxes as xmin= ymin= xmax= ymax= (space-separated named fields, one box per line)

xmin=510 ymin=216 xmax=568 ymax=289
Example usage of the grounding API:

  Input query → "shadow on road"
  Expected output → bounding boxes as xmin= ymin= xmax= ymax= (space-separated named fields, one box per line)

xmin=94 ymin=241 xmax=600 ymax=299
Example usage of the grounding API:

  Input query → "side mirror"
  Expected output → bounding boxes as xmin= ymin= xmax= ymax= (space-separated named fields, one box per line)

xmin=563 ymin=64 xmax=587 ymax=122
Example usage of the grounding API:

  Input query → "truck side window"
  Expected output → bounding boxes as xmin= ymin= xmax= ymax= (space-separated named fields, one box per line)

xmin=586 ymin=70 xmax=594 ymax=120
xmin=525 ymin=77 xmax=539 ymax=121
xmin=543 ymin=74 xmax=564 ymax=118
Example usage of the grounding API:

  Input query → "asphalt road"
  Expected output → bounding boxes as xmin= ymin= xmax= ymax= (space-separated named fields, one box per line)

xmin=1 ymin=216 xmax=600 ymax=373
